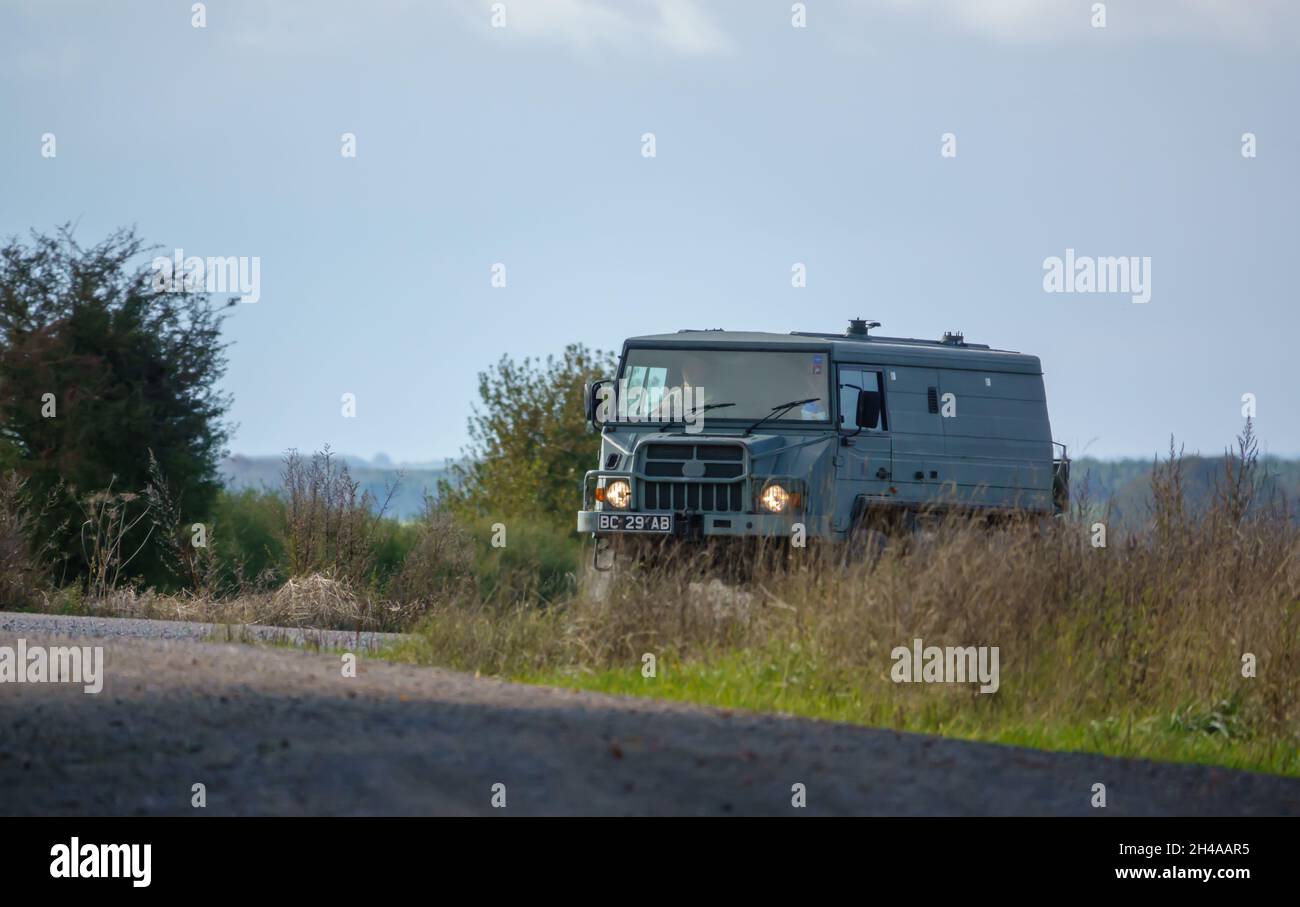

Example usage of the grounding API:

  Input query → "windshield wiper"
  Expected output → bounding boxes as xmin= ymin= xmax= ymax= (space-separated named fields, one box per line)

xmin=685 ymin=401 xmax=735 ymax=418
xmin=621 ymin=401 xmax=735 ymax=428
xmin=744 ymin=398 xmax=819 ymax=435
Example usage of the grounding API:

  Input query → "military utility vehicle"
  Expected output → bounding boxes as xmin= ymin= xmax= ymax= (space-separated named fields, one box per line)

xmin=577 ymin=319 xmax=1068 ymax=546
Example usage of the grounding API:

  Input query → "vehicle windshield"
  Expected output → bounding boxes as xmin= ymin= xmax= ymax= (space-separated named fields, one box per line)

xmin=615 ymin=347 xmax=831 ymax=424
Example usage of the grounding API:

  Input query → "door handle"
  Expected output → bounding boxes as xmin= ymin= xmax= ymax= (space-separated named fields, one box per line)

xmin=875 ymin=467 xmax=889 ymax=480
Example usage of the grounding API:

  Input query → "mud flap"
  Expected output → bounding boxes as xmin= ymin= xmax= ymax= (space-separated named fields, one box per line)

xmin=591 ymin=535 xmax=615 ymax=572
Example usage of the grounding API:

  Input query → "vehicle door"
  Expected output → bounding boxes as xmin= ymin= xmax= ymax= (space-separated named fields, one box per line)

xmin=835 ymin=365 xmax=893 ymax=530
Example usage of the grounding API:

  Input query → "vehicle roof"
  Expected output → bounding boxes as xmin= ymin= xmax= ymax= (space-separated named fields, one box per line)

xmin=623 ymin=329 xmax=1043 ymax=375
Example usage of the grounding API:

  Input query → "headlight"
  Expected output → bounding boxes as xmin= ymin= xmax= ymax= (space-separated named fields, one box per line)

xmin=604 ymin=479 xmax=631 ymax=509
xmin=760 ymin=483 xmax=789 ymax=513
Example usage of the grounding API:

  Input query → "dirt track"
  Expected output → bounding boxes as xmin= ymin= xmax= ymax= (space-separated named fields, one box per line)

xmin=2 ymin=611 xmax=1298 ymax=816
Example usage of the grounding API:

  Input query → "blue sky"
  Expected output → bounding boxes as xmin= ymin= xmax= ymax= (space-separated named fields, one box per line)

xmin=2 ymin=0 xmax=1297 ymax=462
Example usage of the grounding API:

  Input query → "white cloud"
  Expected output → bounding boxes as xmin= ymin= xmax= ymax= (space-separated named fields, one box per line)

xmin=217 ymin=0 xmax=732 ymax=59
xmin=876 ymin=0 xmax=1299 ymax=46
xmin=473 ymin=0 xmax=734 ymax=56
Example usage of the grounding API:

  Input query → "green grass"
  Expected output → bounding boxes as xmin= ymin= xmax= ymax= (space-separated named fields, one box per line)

xmin=511 ymin=648 xmax=1300 ymax=778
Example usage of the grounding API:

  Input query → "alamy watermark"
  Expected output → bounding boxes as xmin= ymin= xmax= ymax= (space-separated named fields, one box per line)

xmin=50 ymin=838 xmax=150 ymax=887
xmin=1043 ymin=249 xmax=1151 ymax=304
xmin=595 ymin=381 xmax=709 ymax=434
xmin=0 ymin=639 xmax=104 ymax=693
xmin=150 ymin=248 xmax=261 ymax=303
xmin=891 ymin=637 xmax=1000 ymax=694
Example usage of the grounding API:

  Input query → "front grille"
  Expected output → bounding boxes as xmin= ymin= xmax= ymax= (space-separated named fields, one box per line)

xmin=645 ymin=443 xmax=695 ymax=459
xmin=638 ymin=443 xmax=746 ymax=513
xmin=645 ymin=443 xmax=742 ymax=461
xmin=644 ymin=460 xmax=742 ymax=478
xmin=641 ymin=481 xmax=744 ymax=512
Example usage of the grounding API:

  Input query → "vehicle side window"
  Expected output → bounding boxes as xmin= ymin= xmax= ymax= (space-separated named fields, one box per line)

xmin=839 ymin=368 xmax=864 ymax=428
xmin=838 ymin=367 xmax=886 ymax=432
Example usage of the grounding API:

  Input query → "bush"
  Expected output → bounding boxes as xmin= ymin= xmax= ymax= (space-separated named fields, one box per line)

xmin=0 ymin=471 xmax=52 ymax=608
xmin=465 ymin=516 xmax=582 ymax=606
xmin=0 ymin=226 xmax=232 ymax=588
xmin=439 ymin=343 xmax=615 ymax=527
xmin=281 ymin=446 xmax=399 ymax=590
xmin=388 ymin=500 xmax=478 ymax=605
xmin=209 ymin=487 xmax=288 ymax=591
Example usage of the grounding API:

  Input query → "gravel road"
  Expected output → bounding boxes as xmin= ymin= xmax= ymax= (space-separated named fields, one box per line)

xmin=0 ymin=610 xmax=399 ymax=651
xmin=2 ymin=611 xmax=1298 ymax=816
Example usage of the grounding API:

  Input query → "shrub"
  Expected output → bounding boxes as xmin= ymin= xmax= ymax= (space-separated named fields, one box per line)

xmin=281 ymin=446 xmax=398 ymax=589
xmin=0 ymin=226 xmax=232 ymax=588
xmin=466 ymin=516 xmax=582 ymax=606
xmin=439 ymin=343 xmax=615 ymax=527
xmin=0 ymin=471 xmax=53 ymax=607
xmin=388 ymin=499 xmax=477 ymax=605
xmin=209 ymin=487 xmax=288 ymax=591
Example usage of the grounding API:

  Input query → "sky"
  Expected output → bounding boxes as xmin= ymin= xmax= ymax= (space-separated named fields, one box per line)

xmin=1 ymin=0 xmax=1297 ymax=463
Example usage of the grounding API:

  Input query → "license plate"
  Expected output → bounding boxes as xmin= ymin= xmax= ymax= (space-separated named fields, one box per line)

xmin=597 ymin=512 xmax=674 ymax=533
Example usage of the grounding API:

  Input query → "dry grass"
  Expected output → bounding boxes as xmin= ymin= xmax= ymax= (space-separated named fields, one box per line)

xmin=281 ymin=446 xmax=397 ymax=585
xmin=58 ymin=571 xmax=421 ymax=632
xmin=16 ymin=428 xmax=1299 ymax=773
xmin=393 ymin=436 xmax=1300 ymax=775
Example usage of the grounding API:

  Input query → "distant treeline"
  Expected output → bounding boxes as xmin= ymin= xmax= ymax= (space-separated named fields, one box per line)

xmin=222 ymin=452 xmax=1300 ymax=526
xmin=1072 ymin=454 xmax=1300 ymax=527
xmin=221 ymin=454 xmax=452 ymax=522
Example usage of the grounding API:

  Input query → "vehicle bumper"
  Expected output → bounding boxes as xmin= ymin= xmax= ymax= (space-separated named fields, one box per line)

xmin=576 ymin=510 xmax=830 ymax=538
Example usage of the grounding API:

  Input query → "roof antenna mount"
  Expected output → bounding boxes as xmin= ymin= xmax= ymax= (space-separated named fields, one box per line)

xmin=846 ymin=317 xmax=880 ymax=338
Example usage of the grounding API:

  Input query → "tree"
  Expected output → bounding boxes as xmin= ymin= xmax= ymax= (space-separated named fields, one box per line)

xmin=0 ymin=226 xmax=232 ymax=587
xmin=441 ymin=343 xmax=616 ymax=525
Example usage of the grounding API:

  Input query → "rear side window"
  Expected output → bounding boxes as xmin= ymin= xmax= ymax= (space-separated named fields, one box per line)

xmin=838 ymin=367 xmax=887 ymax=431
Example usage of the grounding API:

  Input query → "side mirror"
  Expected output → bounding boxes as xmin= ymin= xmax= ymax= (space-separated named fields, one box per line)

xmin=585 ymin=379 xmax=613 ymax=429
xmin=855 ymin=389 xmax=881 ymax=430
